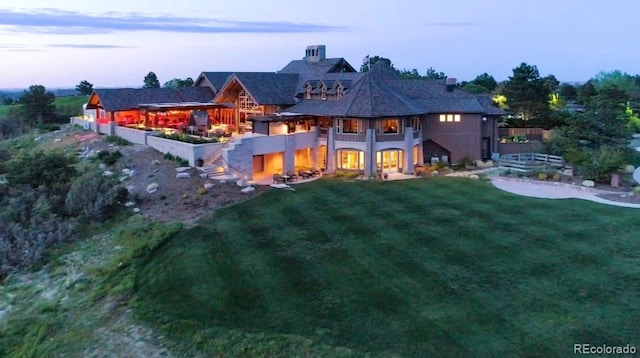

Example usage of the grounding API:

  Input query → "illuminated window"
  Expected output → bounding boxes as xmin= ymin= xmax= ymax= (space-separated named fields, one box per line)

xmin=305 ymin=84 xmax=312 ymax=100
xmin=321 ymin=84 xmax=327 ymax=100
xmin=380 ymin=119 xmax=400 ymax=134
xmin=439 ymin=114 xmax=461 ymax=123
xmin=337 ymin=150 xmax=364 ymax=170
xmin=336 ymin=118 xmax=359 ymax=134
xmin=239 ymin=89 xmax=260 ymax=112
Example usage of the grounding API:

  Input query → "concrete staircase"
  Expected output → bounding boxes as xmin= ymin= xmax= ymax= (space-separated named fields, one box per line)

xmin=201 ymin=155 xmax=228 ymax=179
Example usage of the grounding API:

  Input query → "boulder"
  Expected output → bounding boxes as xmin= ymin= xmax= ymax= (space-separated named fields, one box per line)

xmin=147 ymin=183 xmax=159 ymax=194
xmin=199 ymin=173 xmax=208 ymax=179
xmin=122 ymin=168 xmax=131 ymax=176
xmin=236 ymin=179 xmax=248 ymax=187
xmin=176 ymin=172 xmax=191 ymax=179
xmin=469 ymin=174 xmax=480 ymax=180
xmin=241 ymin=186 xmax=256 ymax=194
xmin=99 ymin=163 xmax=107 ymax=170
xmin=562 ymin=168 xmax=574 ymax=176
xmin=124 ymin=201 xmax=136 ymax=208
xmin=582 ymin=180 xmax=595 ymax=187
xmin=431 ymin=170 xmax=439 ymax=177
xmin=203 ymin=182 xmax=215 ymax=189
xmin=118 ymin=176 xmax=129 ymax=183
xmin=220 ymin=179 xmax=227 ymax=184
xmin=175 ymin=167 xmax=191 ymax=172
xmin=54 ymin=138 xmax=62 ymax=143
xmin=102 ymin=170 xmax=114 ymax=177
xmin=126 ymin=185 xmax=136 ymax=194
xmin=133 ymin=208 xmax=141 ymax=213
xmin=151 ymin=159 xmax=161 ymax=166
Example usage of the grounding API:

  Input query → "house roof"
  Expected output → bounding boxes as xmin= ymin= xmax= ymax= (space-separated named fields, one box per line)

xmin=286 ymin=62 xmax=424 ymax=118
xmin=194 ymin=72 xmax=235 ymax=92
xmin=213 ymin=72 xmax=299 ymax=106
xmin=284 ymin=61 xmax=505 ymax=117
xmin=279 ymin=57 xmax=358 ymax=93
xmin=86 ymin=87 xmax=215 ymax=112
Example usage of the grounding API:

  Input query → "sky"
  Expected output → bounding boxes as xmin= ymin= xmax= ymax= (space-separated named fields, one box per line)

xmin=1 ymin=0 xmax=639 ymax=89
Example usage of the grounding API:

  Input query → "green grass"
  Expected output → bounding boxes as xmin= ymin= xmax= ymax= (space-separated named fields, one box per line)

xmin=0 ymin=95 xmax=88 ymax=119
xmin=132 ymin=177 xmax=640 ymax=356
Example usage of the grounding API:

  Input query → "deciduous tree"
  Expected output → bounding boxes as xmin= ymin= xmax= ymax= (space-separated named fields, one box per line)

xmin=162 ymin=77 xmax=195 ymax=88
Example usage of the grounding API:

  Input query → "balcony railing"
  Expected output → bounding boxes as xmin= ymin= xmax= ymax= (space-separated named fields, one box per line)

xmin=335 ymin=132 xmax=366 ymax=142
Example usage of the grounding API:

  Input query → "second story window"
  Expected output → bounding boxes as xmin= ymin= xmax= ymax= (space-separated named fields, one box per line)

xmin=336 ymin=85 xmax=343 ymax=99
xmin=439 ymin=114 xmax=461 ymax=123
xmin=336 ymin=118 xmax=359 ymax=134
xmin=305 ymin=85 xmax=312 ymax=100
xmin=321 ymin=84 xmax=327 ymax=100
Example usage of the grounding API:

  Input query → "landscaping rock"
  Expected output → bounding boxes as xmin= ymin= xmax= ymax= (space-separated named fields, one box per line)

xmin=147 ymin=183 xmax=159 ymax=194
xmin=624 ymin=165 xmax=635 ymax=173
xmin=118 ymin=176 xmax=129 ymax=183
xmin=176 ymin=172 xmax=191 ymax=179
xmin=99 ymin=163 xmax=107 ymax=170
xmin=563 ymin=168 xmax=574 ymax=176
xmin=469 ymin=174 xmax=480 ymax=180
xmin=175 ymin=167 xmax=191 ymax=173
xmin=151 ymin=159 xmax=161 ymax=165
xmin=431 ymin=170 xmax=439 ymax=177
xmin=133 ymin=208 xmax=141 ymax=213
xmin=203 ymin=182 xmax=214 ymax=189
xmin=199 ymin=173 xmax=208 ymax=179
xmin=241 ymin=186 xmax=255 ymax=194
xmin=126 ymin=185 xmax=136 ymax=194
xmin=54 ymin=138 xmax=62 ymax=143
xmin=103 ymin=170 xmax=114 ymax=177
xmin=220 ymin=179 xmax=227 ymax=184
xmin=582 ymin=180 xmax=595 ymax=187
xmin=124 ymin=201 xmax=136 ymax=208
xmin=236 ymin=179 xmax=248 ymax=187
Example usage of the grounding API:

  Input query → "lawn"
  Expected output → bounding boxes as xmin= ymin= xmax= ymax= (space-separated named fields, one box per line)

xmin=0 ymin=95 xmax=88 ymax=118
xmin=133 ymin=177 xmax=640 ymax=356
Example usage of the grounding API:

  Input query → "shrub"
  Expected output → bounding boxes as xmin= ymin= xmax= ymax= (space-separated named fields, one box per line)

xmin=538 ymin=172 xmax=548 ymax=181
xmin=458 ymin=156 xmax=475 ymax=169
xmin=6 ymin=150 xmax=77 ymax=192
xmin=634 ymin=186 xmax=640 ymax=195
xmin=96 ymin=150 xmax=122 ymax=166
xmin=552 ymin=172 xmax=561 ymax=181
xmin=334 ymin=171 xmax=346 ymax=178
xmin=106 ymin=136 xmax=132 ymax=146
xmin=65 ymin=170 xmax=127 ymax=222
xmin=578 ymin=147 xmax=625 ymax=183
xmin=158 ymin=132 xmax=219 ymax=144
xmin=197 ymin=187 xmax=207 ymax=195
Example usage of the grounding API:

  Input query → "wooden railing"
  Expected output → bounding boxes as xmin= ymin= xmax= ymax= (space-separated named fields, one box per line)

xmin=498 ymin=152 xmax=565 ymax=172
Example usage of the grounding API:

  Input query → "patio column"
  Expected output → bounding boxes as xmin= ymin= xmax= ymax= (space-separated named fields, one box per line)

xmin=326 ymin=127 xmax=336 ymax=173
xmin=284 ymin=134 xmax=295 ymax=174
xmin=403 ymin=124 xmax=414 ymax=174
xmin=364 ymin=127 xmax=375 ymax=177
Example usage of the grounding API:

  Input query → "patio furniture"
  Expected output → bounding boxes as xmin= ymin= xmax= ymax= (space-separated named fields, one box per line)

xmin=281 ymin=175 xmax=291 ymax=183
xmin=273 ymin=174 xmax=284 ymax=183
xmin=299 ymin=170 xmax=310 ymax=179
xmin=286 ymin=171 xmax=298 ymax=181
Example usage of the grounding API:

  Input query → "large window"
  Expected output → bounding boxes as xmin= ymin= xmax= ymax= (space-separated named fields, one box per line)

xmin=337 ymin=150 xmax=364 ymax=170
xmin=379 ymin=119 xmax=401 ymax=134
xmin=239 ymin=89 xmax=261 ymax=113
xmin=336 ymin=118 xmax=360 ymax=134
xmin=439 ymin=114 xmax=461 ymax=123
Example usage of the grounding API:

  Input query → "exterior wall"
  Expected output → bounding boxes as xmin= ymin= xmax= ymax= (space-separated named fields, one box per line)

xmin=146 ymin=135 xmax=226 ymax=166
xmin=70 ymin=116 xmax=96 ymax=132
xmin=97 ymin=121 xmax=115 ymax=136
xmin=225 ymin=137 xmax=254 ymax=180
xmin=253 ymin=134 xmax=286 ymax=155
xmin=113 ymin=126 xmax=160 ymax=145
xmin=423 ymin=113 xmax=483 ymax=163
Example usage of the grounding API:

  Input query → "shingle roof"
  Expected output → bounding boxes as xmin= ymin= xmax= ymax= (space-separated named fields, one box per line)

xmin=87 ymin=87 xmax=215 ymax=112
xmin=286 ymin=62 xmax=424 ymax=118
xmin=279 ymin=58 xmax=357 ymax=93
xmin=284 ymin=61 xmax=504 ymax=117
xmin=215 ymin=72 xmax=299 ymax=105
xmin=196 ymin=72 xmax=235 ymax=92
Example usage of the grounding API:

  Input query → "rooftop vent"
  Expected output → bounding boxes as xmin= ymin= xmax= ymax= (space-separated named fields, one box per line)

xmin=305 ymin=45 xmax=326 ymax=63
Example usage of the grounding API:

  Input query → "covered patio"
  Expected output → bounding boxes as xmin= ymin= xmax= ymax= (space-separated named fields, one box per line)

xmin=136 ymin=102 xmax=235 ymax=136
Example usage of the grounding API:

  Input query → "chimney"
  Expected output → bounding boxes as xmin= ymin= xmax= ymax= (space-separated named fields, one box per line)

xmin=304 ymin=45 xmax=326 ymax=63
xmin=445 ymin=77 xmax=457 ymax=92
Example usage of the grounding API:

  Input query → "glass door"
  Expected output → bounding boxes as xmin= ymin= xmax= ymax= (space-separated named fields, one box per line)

xmin=377 ymin=150 xmax=403 ymax=173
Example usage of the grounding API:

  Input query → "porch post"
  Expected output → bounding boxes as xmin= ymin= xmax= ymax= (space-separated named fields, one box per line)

xmin=364 ymin=127 xmax=375 ymax=177
xmin=326 ymin=126 xmax=336 ymax=173
xmin=403 ymin=123 xmax=414 ymax=174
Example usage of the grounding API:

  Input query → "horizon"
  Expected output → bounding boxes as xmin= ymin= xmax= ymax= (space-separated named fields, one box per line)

xmin=2 ymin=1 xmax=640 ymax=88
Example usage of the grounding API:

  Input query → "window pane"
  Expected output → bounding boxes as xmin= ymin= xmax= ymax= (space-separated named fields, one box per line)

xmin=439 ymin=114 xmax=445 ymax=122
xmin=382 ymin=119 xmax=399 ymax=134
xmin=454 ymin=114 xmax=461 ymax=122
xmin=343 ymin=119 xmax=358 ymax=133
xmin=447 ymin=114 xmax=453 ymax=122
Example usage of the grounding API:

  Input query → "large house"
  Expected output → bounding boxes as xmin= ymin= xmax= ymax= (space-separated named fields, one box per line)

xmin=81 ymin=45 xmax=504 ymax=180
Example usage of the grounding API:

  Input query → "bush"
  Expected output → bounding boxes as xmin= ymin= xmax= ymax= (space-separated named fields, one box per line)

xmin=96 ymin=150 xmax=122 ymax=166
xmin=538 ymin=172 xmax=548 ymax=180
xmin=458 ymin=156 xmax=475 ymax=169
xmin=158 ymin=132 xmax=219 ymax=144
xmin=574 ymin=147 xmax=625 ymax=183
xmin=6 ymin=150 xmax=77 ymax=192
xmin=65 ymin=170 xmax=128 ymax=222
xmin=106 ymin=136 xmax=132 ymax=146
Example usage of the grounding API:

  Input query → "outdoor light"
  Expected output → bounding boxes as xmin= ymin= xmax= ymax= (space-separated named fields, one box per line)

xmin=482 ymin=117 xmax=488 ymax=122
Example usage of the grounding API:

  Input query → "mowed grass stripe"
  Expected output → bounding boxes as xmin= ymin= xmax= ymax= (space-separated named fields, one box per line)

xmin=134 ymin=178 xmax=640 ymax=356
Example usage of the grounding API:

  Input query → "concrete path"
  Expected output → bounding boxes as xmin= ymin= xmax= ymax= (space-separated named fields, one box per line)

xmin=490 ymin=177 xmax=640 ymax=208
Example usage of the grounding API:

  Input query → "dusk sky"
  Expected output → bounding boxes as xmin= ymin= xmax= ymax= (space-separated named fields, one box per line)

xmin=1 ymin=0 xmax=639 ymax=89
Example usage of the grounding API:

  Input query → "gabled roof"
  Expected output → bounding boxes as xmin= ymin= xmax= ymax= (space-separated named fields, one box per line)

xmin=279 ymin=58 xmax=358 ymax=93
xmin=86 ymin=87 xmax=215 ymax=112
xmin=213 ymin=72 xmax=299 ymax=106
xmin=194 ymin=72 xmax=235 ymax=92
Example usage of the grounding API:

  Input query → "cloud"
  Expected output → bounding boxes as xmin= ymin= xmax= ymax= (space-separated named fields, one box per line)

xmin=0 ymin=8 xmax=346 ymax=35
xmin=48 ymin=44 xmax=134 ymax=49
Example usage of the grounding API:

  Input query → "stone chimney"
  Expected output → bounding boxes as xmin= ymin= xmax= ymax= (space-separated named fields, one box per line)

xmin=445 ymin=77 xmax=457 ymax=92
xmin=305 ymin=45 xmax=326 ymax=63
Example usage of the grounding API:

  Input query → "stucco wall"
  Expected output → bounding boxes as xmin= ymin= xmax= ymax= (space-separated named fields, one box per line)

xmin=113 ymin=126 xmax=160 ymax=145
xmin=146 ymin=135 xmax=225 ymax=166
